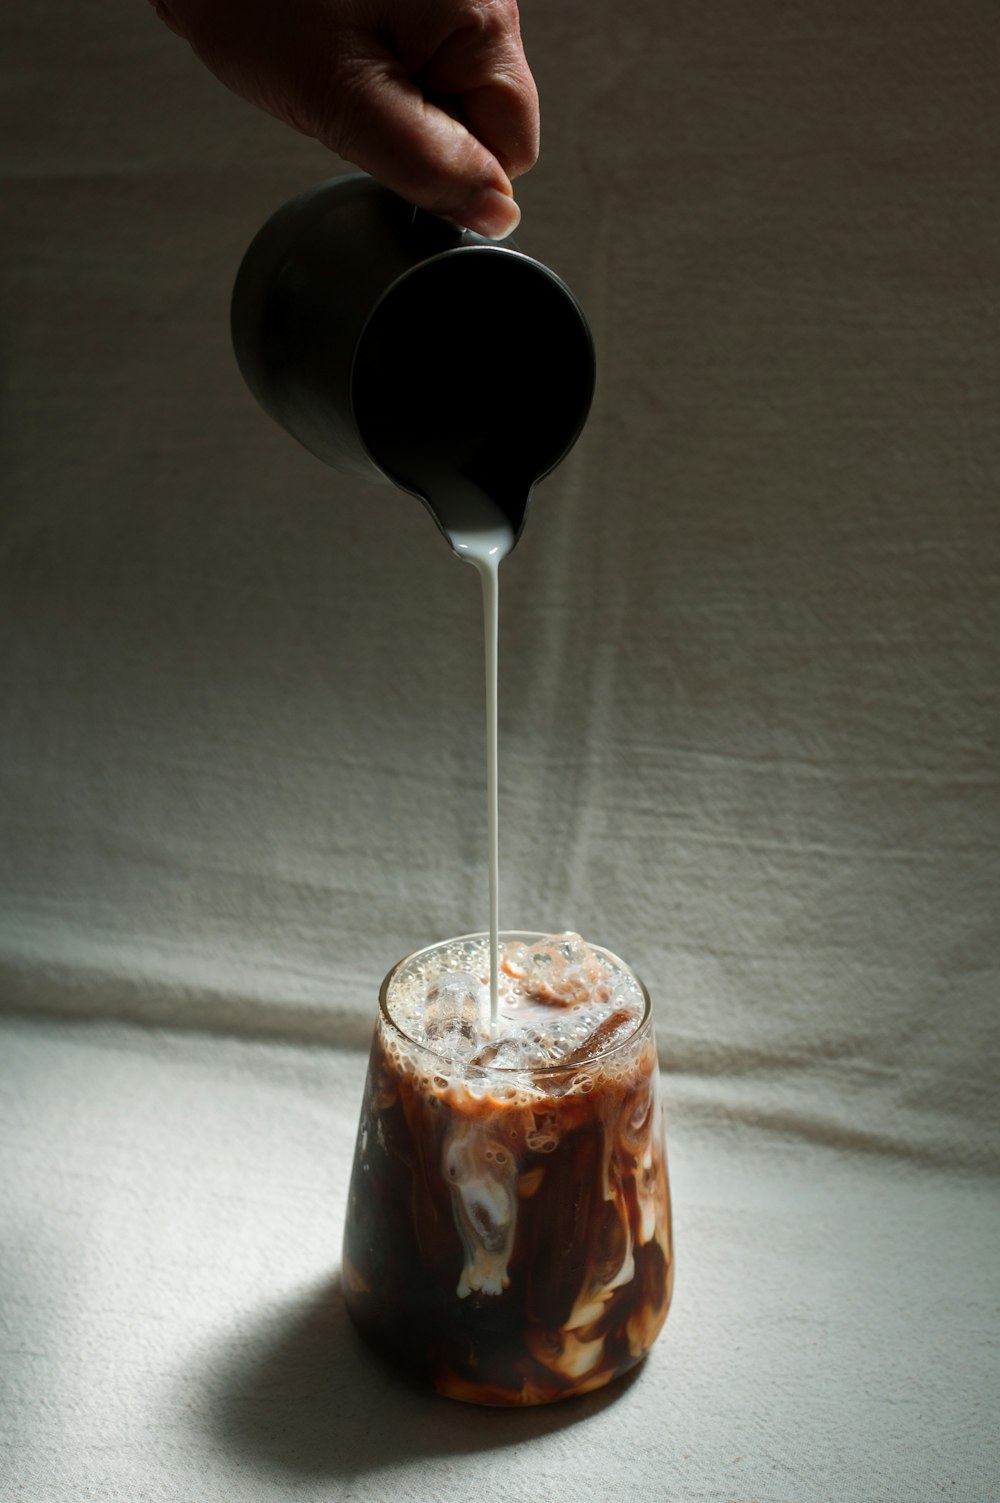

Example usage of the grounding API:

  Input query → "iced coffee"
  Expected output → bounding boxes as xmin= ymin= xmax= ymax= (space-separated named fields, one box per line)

xmin=342 ymin=931 xmax=674 ymax=1405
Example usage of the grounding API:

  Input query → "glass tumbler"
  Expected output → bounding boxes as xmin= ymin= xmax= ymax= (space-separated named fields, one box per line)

xmin=341 ymin=932 xmax=674 ymax=1405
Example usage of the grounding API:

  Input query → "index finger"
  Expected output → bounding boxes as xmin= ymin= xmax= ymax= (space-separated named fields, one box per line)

xmin=412 ymin=1 xmax=540 ymax=179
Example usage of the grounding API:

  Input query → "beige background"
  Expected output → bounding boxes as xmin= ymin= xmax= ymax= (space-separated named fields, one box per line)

xmin=1 ymin=2 xmax=998 ymax=1499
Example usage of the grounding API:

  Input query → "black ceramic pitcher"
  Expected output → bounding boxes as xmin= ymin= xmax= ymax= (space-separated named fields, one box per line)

xmin=230 ymin=173 xmax=596 ymax=549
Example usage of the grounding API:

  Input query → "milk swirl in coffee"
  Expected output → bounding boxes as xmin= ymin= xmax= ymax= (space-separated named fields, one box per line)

xmin=342 ymin=931 xmax=672 ymax=1403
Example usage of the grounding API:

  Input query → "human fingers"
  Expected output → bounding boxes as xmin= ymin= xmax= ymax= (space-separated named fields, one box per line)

xmin=406 ymin=0 xmax=539 ymax=182
xmin=330 ymin=65 xmax=524 ymax=238
xmin=150 ymin=0 xmax=532 ymax=235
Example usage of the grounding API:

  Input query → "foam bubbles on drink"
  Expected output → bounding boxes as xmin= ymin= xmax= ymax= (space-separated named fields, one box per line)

xmin=386 ymin=931 xmax=645 ymax=1081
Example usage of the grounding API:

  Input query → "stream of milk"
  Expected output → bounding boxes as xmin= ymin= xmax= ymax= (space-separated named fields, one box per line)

xmin=427 ymin=479 xmax=515 ymax=1031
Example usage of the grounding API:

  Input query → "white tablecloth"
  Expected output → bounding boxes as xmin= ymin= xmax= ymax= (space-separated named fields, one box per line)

xmin=3 ymin=1015 xmax=996 ymax=1503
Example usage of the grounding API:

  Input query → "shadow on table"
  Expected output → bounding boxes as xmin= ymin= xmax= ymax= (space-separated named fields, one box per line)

xmin=201 ymin=1273 xmax=639 ymax=1480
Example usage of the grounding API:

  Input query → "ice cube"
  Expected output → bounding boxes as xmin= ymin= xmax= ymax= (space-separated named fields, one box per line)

xmin=561 ymin=1007 xmax=642 ymax=1067
xmin=502 ymin=932 xmax=609 ymax=1008
xmin=472 ymin=1026 xmax=571 ymax=1072
xmin=501 ymin=943 xmax=532 ymax=981
xmin=423 ymin=972 xmax=489 ymax=1060
xmin=551 ymin=934 xmax=591 ymax=969
xmin=471 ymin=1035 xmax=524 ymax=1070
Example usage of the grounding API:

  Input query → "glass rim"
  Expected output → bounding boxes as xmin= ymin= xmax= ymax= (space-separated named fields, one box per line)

xmin=377 ymin=930 xmax=652 ymax=1076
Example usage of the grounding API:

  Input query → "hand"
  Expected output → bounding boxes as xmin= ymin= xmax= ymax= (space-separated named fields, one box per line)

xmin=154 ymin=0 xmax=538 ymax=237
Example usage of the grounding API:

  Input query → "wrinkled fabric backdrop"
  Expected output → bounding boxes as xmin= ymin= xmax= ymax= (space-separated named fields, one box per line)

xmin=1 ymin=2 xmax=998 ymax=1501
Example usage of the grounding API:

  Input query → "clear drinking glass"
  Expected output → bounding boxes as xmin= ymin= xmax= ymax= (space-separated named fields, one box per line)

xmin=341 ymin=932 xmax=674 ymax=1405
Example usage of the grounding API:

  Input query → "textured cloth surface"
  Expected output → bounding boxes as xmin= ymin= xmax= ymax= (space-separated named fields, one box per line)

xmin=2 ymin=0 xmax=999 ymax=1498
xmin=2 ymin=1015 xmax=998 ymax=1503
xmin=1 ymin=0 xmax=997 ymax=1164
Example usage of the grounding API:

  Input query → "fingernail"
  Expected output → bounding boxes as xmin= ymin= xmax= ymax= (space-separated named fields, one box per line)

xmin=463 ymin=187 xmax=521 ymax=241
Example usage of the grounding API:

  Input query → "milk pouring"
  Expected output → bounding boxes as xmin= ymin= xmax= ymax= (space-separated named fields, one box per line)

xmin=231 ymin=179 xmax=673 ymax=1403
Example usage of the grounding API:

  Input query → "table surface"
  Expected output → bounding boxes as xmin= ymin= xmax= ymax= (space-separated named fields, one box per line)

xmin=2 ymin=1015 xmax=996 ymax=1503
